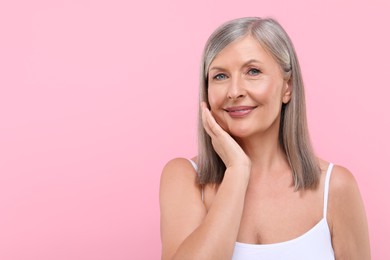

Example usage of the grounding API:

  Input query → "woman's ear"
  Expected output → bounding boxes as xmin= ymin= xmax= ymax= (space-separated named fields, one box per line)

xmin=282 ymin=82 xmax=292 ymax=104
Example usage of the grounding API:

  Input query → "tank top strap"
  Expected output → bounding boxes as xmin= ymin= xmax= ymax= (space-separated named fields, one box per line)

xmin=188 ymin=159 xmax=199 ymax=172
xmin=323 ymin=163 xmax=334 ymax=218
xmin=188 ymin=159 xmax=204 ymax=202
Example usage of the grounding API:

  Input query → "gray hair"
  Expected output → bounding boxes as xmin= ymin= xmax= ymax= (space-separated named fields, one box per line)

xmin=197 ymin=17 xmax=320 ymax=190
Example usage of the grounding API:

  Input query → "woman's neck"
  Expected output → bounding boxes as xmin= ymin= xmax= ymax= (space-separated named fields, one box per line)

xmin=235 ymin=125 xmax=290 ymax=178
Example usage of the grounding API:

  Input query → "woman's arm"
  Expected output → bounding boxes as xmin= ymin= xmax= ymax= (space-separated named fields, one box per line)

xmin=159 ymin=103 xmax=251 ymax=259
xmin=328 ymin=166 xmax=371 ymax=260
xmin=160 ymin=159 xmax=250 ymax=259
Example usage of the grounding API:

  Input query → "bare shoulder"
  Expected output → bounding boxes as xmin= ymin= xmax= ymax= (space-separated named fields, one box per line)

xmin=326 ymin=163 xmax=371 ymax=259
xmin=327 ymin=164 xmax=360 ymax=211
xmin=329 ymin=164 xmax=360 ymax=199
xmin=317 ymin=158 xmax=358 ymax=191
xmin=160 ymin=157 xmax=203 ymax=202
xmin=160 ymin=157 xmax=200 ymax=190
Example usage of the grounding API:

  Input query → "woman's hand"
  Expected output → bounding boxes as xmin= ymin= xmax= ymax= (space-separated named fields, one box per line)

xmin=201 ymin=102 xmax=251 ymax=169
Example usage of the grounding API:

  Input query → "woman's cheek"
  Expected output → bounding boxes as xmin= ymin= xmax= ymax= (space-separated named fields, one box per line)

xmin=208 ymin=84 xmax=226 ymax=103
xmin=210 ymin=109 xmax=230 ymax=132
xmin=207 ymin=90 xmax=219 ymax=109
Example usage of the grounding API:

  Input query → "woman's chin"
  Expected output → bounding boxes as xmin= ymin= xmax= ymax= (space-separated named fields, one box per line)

xmin=227 ymin=128 xmax=253 ymax=139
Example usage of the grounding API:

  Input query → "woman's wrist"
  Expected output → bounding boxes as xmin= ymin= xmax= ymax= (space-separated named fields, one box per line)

xmin=226 ymin=163 xmax=251 ymax=181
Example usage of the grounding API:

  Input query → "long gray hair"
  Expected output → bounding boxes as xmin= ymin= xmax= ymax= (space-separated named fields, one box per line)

xmin=197 ymin=17 xmax=320 ymax=190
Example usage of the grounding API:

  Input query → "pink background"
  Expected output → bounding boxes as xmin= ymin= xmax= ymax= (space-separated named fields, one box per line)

xmin=1 ymin=0 xmax=389 ymax=259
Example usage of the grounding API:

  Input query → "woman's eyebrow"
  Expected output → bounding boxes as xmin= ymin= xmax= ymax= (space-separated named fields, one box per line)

xmin=209 ymin=59 xmax=263 ymax=72
xmin=209 ymin=66 xmax=226 ymax=72
xmin=241 ymin=59 xmax=262 ymax=67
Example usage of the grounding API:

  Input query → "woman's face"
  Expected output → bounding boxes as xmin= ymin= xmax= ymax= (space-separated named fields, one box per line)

xmin=207 ymin=35 xmax=291 ymax=139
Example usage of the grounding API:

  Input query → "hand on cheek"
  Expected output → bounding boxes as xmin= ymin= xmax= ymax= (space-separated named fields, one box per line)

xmin=201 ymin=102 xmax=251 ymax=169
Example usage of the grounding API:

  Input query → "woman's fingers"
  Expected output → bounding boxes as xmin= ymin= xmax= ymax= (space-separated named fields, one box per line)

xmin=201 ymin=102 xmax=215 ymax=138
xmin=201 ymin=102 xmax=224 ymax=138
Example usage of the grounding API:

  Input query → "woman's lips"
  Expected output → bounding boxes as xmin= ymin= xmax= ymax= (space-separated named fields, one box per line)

xmin=224 ymin=106 xmax=257 ymax=118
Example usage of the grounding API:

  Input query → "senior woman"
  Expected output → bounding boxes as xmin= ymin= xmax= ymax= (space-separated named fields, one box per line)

xmin=160 ymin=17 xmax=370 ymax=260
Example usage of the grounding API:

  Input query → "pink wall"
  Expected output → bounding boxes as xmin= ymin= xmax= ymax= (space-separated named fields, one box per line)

xmin=1 ymin=0 xmax=389 ymax=259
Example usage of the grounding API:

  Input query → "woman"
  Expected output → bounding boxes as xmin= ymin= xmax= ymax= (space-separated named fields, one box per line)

xmin=160 ymin=17 xmax=370 ymax=259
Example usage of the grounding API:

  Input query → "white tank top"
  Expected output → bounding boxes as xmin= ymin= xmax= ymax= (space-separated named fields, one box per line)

xmin=189 ymin=160 xmax=335 ymax=260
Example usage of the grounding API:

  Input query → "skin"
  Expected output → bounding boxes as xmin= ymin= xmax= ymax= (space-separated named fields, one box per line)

xmin=160 ymin=35 xmax=370 ymax=259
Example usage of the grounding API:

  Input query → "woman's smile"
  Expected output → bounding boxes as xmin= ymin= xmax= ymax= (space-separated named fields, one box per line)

xmin=223 ymin=106 xmax=258 ymax=118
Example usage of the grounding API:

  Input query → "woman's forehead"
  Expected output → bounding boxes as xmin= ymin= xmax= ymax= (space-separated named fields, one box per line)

xmin=209 ymin=36 xmax=277 ymax=70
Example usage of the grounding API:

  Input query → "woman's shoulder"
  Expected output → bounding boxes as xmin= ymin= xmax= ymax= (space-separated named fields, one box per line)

xmin=318 ymin=158 xmax=363 ymax=225
xmin=160 ymin=157 xmax=205 ymax=219
xmin=317 ymin=157 xmax=358 ymax=193
xmin=160 ymin=157 xmax=200 ymax=189
xmin=162 ymin=157 xmax=198 ymax=174
xmin=317 ymin=158 xmax=357 ymax=188
xmin=328 ymin=163 xmax=361 ymax=214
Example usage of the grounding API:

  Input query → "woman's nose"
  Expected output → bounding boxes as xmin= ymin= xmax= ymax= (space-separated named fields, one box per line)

xmin=227 ymin=77 xmax=246 ymax=100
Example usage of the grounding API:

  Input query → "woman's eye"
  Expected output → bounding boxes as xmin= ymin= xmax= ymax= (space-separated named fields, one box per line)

xmin=213 ymin=73 xmax=227 ymax=80
xmin=248 ymin=68 xmax=260 ymax=76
